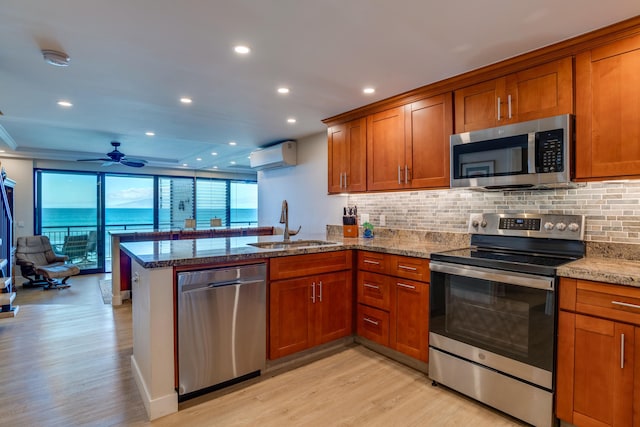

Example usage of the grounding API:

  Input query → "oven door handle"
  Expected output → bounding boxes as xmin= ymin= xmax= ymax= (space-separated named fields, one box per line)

xmin=430 ymin=261 xmax=554 ymax=291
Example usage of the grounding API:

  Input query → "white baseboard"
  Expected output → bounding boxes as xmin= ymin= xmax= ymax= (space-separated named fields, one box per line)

xmin=131 ymin=355 xmax=178 ymax=420
xmin=111 ymin=290 xmax=131 ymax=306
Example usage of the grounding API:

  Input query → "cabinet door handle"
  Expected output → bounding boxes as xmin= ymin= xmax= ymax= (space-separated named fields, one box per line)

xmin=404 ymin=165 xmax=409 ymax=184
xmin=398 ymin=265 xmax=417 ymax=271
xmin=397 ymin=282 xmax=415 ymax=290
xmin=318 ymin=281 xmax=323 ymax=302
xmin=621 ymin=333 xmax=625 ymax=369
xmin=507 ymin=94 xmax=512 ymax=119
xmin=344 ymin=173 xmax=348 ymax=188
xmin=363 ymin=317 xmax=379 ymax=326
xmin=363 ymin=283 xmax=379 ymax=289
xmin=612 ymin=300 xmax=640 ymax=310
xmin=339 ymin=173 xmax=343 ymax=189
xmin=497 ymin=96 xmax=501 ymax=121
xmin=398 ymin=166 xmax=402 ymax=184
xmin=311 ymin=282 xmax=316 ymax=303
xmin=364 ymin=259 xmax=380 ymax=265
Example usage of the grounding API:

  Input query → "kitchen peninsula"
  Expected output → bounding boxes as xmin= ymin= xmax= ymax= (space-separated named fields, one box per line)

xmin=119 ymin=232 xmax=460 ymax=420
xmin=120 ymin=230 xmax=640 ymax=422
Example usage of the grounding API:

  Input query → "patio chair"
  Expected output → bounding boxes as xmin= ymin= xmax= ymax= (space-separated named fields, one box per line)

xmin=61 ymin=234 xmax=89 ymax=263
xmin=15 ymin=235 xmax=80 ymax=290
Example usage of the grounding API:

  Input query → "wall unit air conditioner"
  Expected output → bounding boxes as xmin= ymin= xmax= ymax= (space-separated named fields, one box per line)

xmin=249 ymin=141 xmax=297 ymax=170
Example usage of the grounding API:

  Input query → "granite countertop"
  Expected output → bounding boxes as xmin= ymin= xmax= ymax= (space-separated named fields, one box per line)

xmin=119 ymin=233 xmax=464 ymax=269
xmin=119 ymin=229 xmax=640 ymax=288
xmin=557 ymin=257 xmax=640 ymax=288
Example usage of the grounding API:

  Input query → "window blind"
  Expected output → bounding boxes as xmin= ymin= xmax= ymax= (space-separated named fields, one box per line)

xmin=195 ymin=178 xmax=229 ymax=228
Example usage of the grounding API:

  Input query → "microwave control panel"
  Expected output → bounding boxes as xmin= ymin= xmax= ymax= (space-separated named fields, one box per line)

xmin=535 ymin=128 xmax=564 ymax=173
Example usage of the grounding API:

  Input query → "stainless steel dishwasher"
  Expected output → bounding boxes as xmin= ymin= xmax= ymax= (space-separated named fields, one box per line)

xmin=177 ymin=262 xmax=266 ymax=399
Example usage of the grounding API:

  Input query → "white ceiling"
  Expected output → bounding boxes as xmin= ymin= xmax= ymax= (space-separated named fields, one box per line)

xmin=1 ymin=1 xmax=639 ymax=173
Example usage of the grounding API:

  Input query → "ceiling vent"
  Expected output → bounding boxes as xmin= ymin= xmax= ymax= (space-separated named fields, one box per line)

xmin=249 ymin=141 xmax=297 ymax=170
xmin=42 ymin=49 xmax=70 ymax=67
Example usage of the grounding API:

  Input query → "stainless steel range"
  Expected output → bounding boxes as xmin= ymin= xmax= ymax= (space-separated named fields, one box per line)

xmin=429 ymin=213 xmax=585 ymax=427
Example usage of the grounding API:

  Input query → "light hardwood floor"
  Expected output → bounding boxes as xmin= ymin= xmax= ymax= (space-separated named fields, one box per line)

xmin=3 ymin=275 xmax=526 ymax=426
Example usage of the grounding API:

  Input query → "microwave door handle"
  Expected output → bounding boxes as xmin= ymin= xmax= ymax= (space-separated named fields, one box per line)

xmin=430 ymin=261 xmax=554 ymax=291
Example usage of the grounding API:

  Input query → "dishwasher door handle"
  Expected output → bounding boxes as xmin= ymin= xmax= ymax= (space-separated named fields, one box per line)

xmin=206 ymin=278 xmax=265 ymax=288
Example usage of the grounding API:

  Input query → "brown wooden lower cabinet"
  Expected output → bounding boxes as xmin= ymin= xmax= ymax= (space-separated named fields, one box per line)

xmin=269 ymin=252 xmax=353 ymax=360
xmin=556 ymin=277 xmax=640 ymax=426
xmin=357 ymin=251 xmax=430 ymax=362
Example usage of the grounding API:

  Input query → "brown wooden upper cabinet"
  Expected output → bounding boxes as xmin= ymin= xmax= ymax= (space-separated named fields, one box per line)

xmin=575 ymin=33 xmax=640 ymax=180
xmin=366 ymin=93 xmax=452 ymax=191
xmin=454 ymin=57 xmax=573 ymax=133
xmin=327 ymin=117 xmax=366 ymax=193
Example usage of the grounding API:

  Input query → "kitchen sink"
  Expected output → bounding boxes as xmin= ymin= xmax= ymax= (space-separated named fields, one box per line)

xmin=247 ymin=240 xmax=338 ymax=250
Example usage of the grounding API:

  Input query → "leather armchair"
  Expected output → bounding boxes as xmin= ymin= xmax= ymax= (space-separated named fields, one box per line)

xmin=15 ymin=235 xmax=80 ymax=290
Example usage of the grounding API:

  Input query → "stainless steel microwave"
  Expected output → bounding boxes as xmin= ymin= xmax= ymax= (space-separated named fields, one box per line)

xmin=450 ymin=114 xmax=574 ymax=190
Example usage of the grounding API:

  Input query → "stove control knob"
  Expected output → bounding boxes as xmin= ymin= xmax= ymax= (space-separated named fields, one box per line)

xmin=568 ymin=223 xmax=580 ymax=232
xmin=480 ymin=220 xmax=487 ymax=228
xmin=471 ymin=219 xmax=479 ymax=228
xmin=556 ymin=222 xmax=567 ymax=231
xmin=544 ymin=222 xmax=555 ymax=231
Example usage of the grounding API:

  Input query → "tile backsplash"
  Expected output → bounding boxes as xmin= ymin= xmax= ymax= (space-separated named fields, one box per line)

xmin=346 ymin=181 xmax=640 ymax=244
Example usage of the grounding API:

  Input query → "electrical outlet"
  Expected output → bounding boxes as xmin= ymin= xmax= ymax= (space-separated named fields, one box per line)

xmin=379 ymin=214 xmax=386 ymax=226
xmin=360 ymin=213 xmax=370 ymax=224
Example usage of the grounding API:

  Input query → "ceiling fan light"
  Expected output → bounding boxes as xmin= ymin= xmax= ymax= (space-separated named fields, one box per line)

xmin=42 ymin=49 xmax=70 ymax=67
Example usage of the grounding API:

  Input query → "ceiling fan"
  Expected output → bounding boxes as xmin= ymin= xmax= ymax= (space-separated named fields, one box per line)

xmin=78 ymin=141 xmax=148 ymax=168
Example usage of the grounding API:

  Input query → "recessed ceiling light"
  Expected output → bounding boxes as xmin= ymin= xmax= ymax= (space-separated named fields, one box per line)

xmin=0 ymin=150 xmax=5 ymax=153
xmin=230 ymin=161 xmax=236 ymax=165
xmin=234 ymin=45 xmax=250 ymax=54
xmin=211 ymin=152 xmax=218 ymax=156
xmin=212 ymin=166 xmax=218 ymax=169
xmin=180 ymin=97 xmax=192 ymax=104
xmin=182 ymin=163 xmax=188 ymax=167
xmin=196 ymin=157 xmax=202 ymax=161
xmin=363 ymin=87 xmax=375 ymax=94
xmin=287 ymin=118 xmax=297 ymax=124
xmin=57 ymin=100 xmax=73 ymax=107
xmin=277 ymin=87 xmax=290 ymax=94
xmin=145 ymin=131 xmax=155 ymax=136
xmin=229 ymin=141 xmax=237 ymax=146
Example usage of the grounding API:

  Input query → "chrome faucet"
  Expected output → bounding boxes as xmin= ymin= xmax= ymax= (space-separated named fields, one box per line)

xmin=279 ymin=199 xmax=301 ymax=242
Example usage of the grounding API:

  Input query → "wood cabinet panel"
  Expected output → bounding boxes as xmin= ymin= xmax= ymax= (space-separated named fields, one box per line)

xmin=328 ymin=118 xmax=366 ymax=193
xmin=314 ymin=271 xmax=353 ymax=345
xmin=406 ymin=94 xmax=452 ymax=189
xmin=357 ymin=251 xmax=386 ymax=273
xmin=269 ymin=277 xmax=313 ymax=359
xmin=575 ymin=279 xmax=640 ymax=326
xmin=269 ymin=252 xmax=353 ymax=360
xmin=557 ymin=278 xmax=640 ymax=426
xmin=357 ymin=304 xmax=389 ymax=346
xmin=390 ymin=278 xmax=429 ymax=361
xmin=366 ymin=106 xmax=406 ymax=191
xmin=270 ymin=250 xmax=352 ymax=280
xmin=387 ymin=254 xmax=430 ymax=282
xmin=454 ymin=58 xmax=573 ymax=133
xmin=576 ymin=33 xmax=640 ymax=180
xmin=357 ymin=271 xmax=390 ymax=311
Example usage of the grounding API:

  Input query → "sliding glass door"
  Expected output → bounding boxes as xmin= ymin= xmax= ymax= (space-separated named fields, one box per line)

xmin=37 ymin=171 xmax=101 ymax=273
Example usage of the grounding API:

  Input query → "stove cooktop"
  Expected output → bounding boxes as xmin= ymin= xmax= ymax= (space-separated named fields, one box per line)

xmin=430 ymin=247 xmax=579 ymax=276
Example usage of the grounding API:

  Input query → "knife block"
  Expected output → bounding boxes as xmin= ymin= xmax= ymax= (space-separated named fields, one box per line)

xmin=343 ymin=224 xmax=358 ymax=238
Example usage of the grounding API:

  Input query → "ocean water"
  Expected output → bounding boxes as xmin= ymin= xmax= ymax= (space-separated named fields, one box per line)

xmin=41 ymin=208 xmax=258 ymax=229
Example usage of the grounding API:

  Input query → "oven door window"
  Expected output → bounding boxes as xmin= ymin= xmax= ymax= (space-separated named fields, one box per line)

xmin=430 ymin=271 xmax=555 ymax=371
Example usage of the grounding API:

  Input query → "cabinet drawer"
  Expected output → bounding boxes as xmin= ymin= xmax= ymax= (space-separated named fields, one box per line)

xmin=357 ymin=251 xmax=386 ymax=273
xmin=270 ymin=250 xmax=352 ymax=280
xmin=357 ymin=271 xmax=391 ymax=310
xmin=357 ymin=304 xmax=389 ymax=346
xmin=575 ymin=279 xmax=640 ymax=326
xmin=388 ymin=255 xmax=430 ymax=282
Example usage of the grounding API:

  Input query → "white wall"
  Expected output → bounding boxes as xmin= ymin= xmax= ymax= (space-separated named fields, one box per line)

xmin=257 ymin=132 xmax=345 ymax=236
